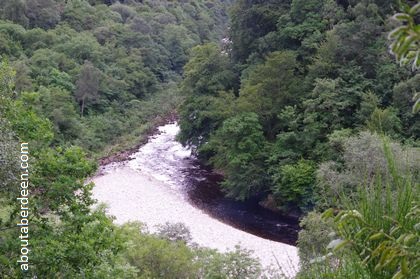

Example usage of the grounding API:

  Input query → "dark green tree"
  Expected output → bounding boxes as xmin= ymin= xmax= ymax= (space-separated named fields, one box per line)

xmin=74 ymin=60 xmax=100 ymax=117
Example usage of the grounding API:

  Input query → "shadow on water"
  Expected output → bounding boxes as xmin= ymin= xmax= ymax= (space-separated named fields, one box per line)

xmin=181 ymin=159 xmax=300 ymax=246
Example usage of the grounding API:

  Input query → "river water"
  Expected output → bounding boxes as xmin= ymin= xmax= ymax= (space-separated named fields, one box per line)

xmin=92 ymin=123 xmax=300 ymax=275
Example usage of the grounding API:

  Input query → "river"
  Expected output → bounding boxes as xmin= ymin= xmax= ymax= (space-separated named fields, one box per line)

xmin=92 ymin=123 xmax=300 ymax=276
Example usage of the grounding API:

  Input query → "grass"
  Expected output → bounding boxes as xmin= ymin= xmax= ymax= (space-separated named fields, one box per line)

xmin=298 ymin=137 xmax=419 ymax=279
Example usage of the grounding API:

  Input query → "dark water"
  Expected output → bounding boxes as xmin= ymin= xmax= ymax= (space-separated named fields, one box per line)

xmin=182 ymin=160 xmax=300 ymax=245
xmin=128 ymin=123 xmax=299 ymax=246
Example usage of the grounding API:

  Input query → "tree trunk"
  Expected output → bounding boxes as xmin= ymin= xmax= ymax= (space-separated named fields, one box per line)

xmin=80 ymin=98 xmax=85 ymax=117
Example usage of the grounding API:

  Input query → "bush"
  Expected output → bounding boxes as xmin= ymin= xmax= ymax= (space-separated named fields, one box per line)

xmin=316 ymin=131 xmax=419 ymax=208
xmin=195 ymin=245 xmax=262 ymax=279
xmin=119 ymin=222 xmax=262 ymax=279
xmin=156 ymin=222 xmax=192 ymax=244
xmin=272 ymin=159 xmax=316 ymax=212
xmin=120 ymin=222 xmax=199 ymax=279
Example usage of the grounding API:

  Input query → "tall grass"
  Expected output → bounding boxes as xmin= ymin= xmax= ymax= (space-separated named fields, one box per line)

xmin=330 ymin=138 xmax=419 ymax=278
xmin=299 ymin=138 xmax=419 ymax=278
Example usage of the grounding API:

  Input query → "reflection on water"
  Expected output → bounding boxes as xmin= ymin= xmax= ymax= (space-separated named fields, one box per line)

xmin=128 ymin=123 xmax=299 ymax=245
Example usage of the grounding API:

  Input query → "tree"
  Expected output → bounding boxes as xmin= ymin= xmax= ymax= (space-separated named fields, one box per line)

xmin=120 ymin=222 xmax=199 ymax=279
xmin=0 ymin=0 xmax=29 ymax=27
xmin=229 ymin=0 xmax=290 ymax=64
xmin=25 ymin=0 xmax=63 ymax=29
xmin=272 ymin=159 xmax=316 ymax=212
xmin=74 ymin=60 xmax=100 ymax=117
xmin=238 ymin=51 xmax=301 ymax=139
xmin=178 ymin=91 xmax=235 ymax=152
xmin=36 ymin=87 xmax=82 ymax=141
xmin=392 ymin=74 xmax=420 ymax=137
xmin=182 ymin=43 xmax=234 ymax=96
xmin=161 ymin=24 xmax=196 ymax=73
xmin=12 ymin=60 xmax=33 ymax=93
xmin=366 ymin=107 xmax=402 ymax=137
xmin=207 ymin=113 xmax=269 ymax=200
xmin=0 ymin=119 xmax=19 ymax=200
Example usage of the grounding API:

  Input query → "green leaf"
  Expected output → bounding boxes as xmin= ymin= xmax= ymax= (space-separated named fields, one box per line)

xmin=393 ymin=13 xmax=410 ymax=21
xmin=321 ymin=208 xmax=335 ymax=219
xmin=391 ymin=270 xmax=404 ymax=279
xmin=369 ymin=232 xmax=385 ymax=241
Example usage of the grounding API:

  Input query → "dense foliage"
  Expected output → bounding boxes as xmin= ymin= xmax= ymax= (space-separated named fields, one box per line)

xmin=0 ymin=0 xmax=419 ymax=278
xmin=179 ymin=0 xmax=419 ymax=215
xmin=177 ymin=0 xmax=419 ymax=277
xmin=0 ymin=1 xmax=265 ymax=278
xmin=0 ymin=0 xmax=231 ymax=154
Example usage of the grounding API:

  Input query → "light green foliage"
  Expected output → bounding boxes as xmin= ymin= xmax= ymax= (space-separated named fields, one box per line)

xmin=195 ymin=245 xmax=262 ymax=279
xmin=272 ymin=159 xmax=316 ymax=211
xmin=32 ymin=146 xmax=97 ymax=216
xmin=297 ymin=251 xmax=371 ymax=279
xmin=119 ymin=222 xmax=199 ymax=279
xmin=298 ymin=141 xmax=419 ymax=279
xmin=28 ymin=207 xmax=131 ymax=278
xmin=303 ymin=78 xmax=353 ymax=146
xmin=366 ymin=107 xmax=402 ymax=137
xmin=7 ymin=99 xmax=54 ymax=150
xmin=118 ymin=222 xmax=262 ymax=279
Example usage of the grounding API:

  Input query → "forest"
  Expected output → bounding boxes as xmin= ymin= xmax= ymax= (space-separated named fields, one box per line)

xmin=0 ymin=0 xmax=419 ymax=278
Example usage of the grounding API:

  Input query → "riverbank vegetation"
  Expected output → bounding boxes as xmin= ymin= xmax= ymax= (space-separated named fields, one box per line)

xmin=177 ymin=0 xmax=419 ymax=278
xmin=0 ymin=0 xmax=262 ymax=278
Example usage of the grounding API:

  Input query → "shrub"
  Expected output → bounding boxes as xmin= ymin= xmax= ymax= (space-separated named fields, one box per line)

xmin=156 ymin=222 xmax=192 ymax=244
xmin=272 ymin=159 xmax=316 ymax=211
xmin=320 ymin=140 xmax=419 ymax=278
xmin=316 ymin=131 xmax=419 ymax=208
